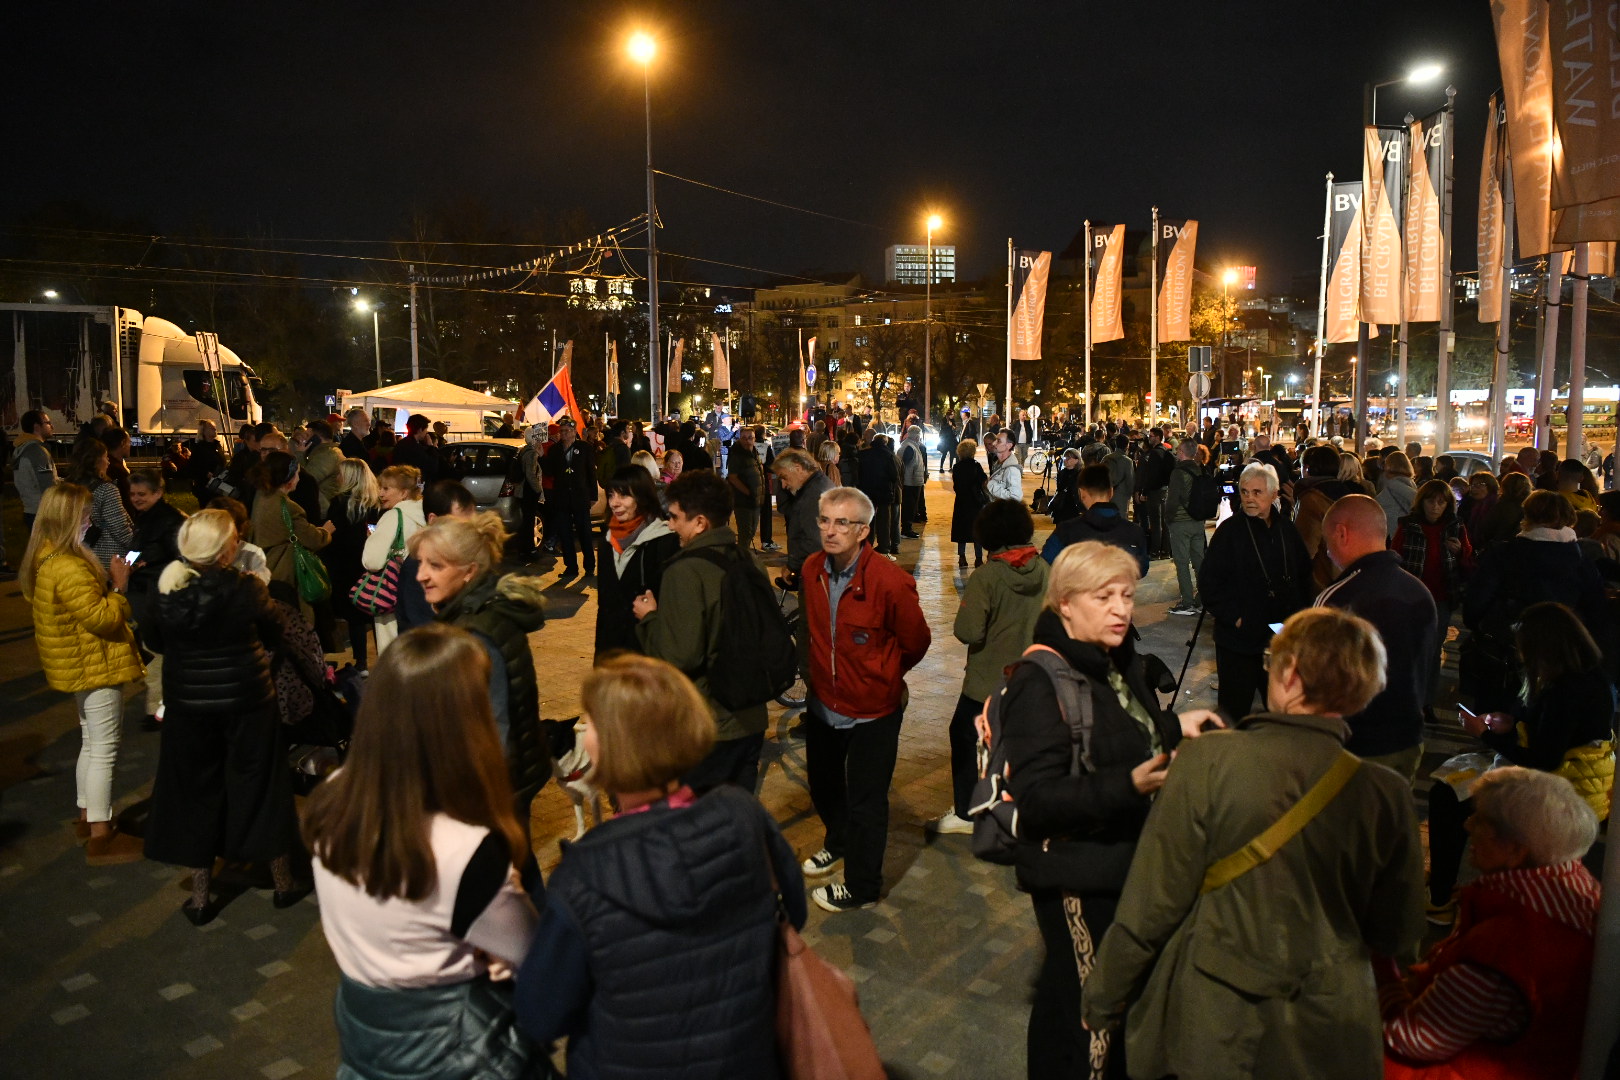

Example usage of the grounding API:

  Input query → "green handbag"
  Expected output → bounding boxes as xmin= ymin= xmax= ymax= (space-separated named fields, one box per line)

xmin=279 ymin=497 xmax=331 ymax=604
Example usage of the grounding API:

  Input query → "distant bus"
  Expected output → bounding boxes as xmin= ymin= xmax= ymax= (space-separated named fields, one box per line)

xmin=1552 ymin=398 xmax=1618 ymax=428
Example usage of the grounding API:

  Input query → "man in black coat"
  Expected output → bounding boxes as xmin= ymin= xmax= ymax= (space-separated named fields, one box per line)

xmin=127 ymin=469 xmax=188 ymax=727
xmin=391 ymin=413 xmax=442 ymax=485
xmin=182 ymin=419 xmax=228 ymax=502
xmin=1197 ymin=461 xmax=1314 ymax=720
xmin=1315 ymin=494 xmax=1437 ymax=780
xmin=541 ymin=418 xmax=599 ymax=577
xmin=1133 ymin=427 xmax=1175 ymax=558
xmin=1040 ymin=465 xmax=1149 ymax=577
xmin=339 ymin=408 xmax=374 ymax=469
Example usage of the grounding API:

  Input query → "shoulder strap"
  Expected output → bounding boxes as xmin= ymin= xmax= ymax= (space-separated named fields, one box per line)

xmin=1199 ymin=750 xmax=1360 ymax=894
xmin=388 ymin=509 xmax=406 ymax=557
xmin=1020 ymin=644 xmax=1095 ymax=773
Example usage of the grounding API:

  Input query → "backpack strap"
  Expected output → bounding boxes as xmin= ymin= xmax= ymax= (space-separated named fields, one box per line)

xmin=1199 ymin=750 xmax=1360 ymax=894
xmin=1019 ymin=645 xmax=1095 ymax=774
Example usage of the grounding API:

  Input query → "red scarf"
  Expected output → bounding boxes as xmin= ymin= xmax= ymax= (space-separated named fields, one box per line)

xmin=620 ymin=785 xmax=696 ymax=816
xmin=608 ymin=514 xmax=646 ymax=555
xmin=990 ymin=544 xmax=1040 ymax=568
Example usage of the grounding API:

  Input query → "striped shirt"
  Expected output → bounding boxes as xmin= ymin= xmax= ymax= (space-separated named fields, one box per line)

xmin=1381 ymin=860 xmax=1600 ymax=1061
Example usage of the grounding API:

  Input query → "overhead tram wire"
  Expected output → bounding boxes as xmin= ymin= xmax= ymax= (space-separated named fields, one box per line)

xmin=651 ymin=171 xmax=892 ymax=232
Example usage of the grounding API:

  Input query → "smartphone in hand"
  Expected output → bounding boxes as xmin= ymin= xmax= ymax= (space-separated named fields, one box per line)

xmin=125 ymin=550 xmax=142 ymax=564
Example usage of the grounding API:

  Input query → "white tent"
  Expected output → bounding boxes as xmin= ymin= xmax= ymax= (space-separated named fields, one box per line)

xmin=340 ymin=378 xmax=519 ymax=435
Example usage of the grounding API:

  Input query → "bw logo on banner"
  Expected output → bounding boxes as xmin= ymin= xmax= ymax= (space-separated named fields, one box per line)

xmin=1010 ymin=249 xmax=1051 ymax=361
xmin=1088 ymin=224 xmax=1126 ymax=343
xmin=1155 ymin=219 xmax=1198 ymax=342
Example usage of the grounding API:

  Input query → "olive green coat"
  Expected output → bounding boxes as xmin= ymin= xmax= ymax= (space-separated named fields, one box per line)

xmin=636 ymin=526 xmax=768 ymax=741
xmin=951 ymin=551 xmax=1049 ymax=702
xmin=1082 ymin=712 xmax=1425 ymax=1080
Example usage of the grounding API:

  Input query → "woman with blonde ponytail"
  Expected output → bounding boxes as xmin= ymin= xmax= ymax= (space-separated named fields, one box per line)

xmin=23 ymin=483 xmax=145 ymax=865
xmin=144 ymin=509 xmax=306 ymax=925
xmin=410 ymin=513 xmax=550 ymax=838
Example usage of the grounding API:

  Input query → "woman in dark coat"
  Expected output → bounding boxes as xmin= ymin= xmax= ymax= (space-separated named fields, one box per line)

xmin=1002 ymin=540 xmax=1215 ymax=1080
xmin=857 ymin=431 xmax=901 ymax=556
xmin=595 ymin=466 xmax=680 ymax=658
xmin=516 ymin=654 xmax=806 ymax=1079
xmin=411 ymin=514 xmax=550 ymax=840
xmin=144 ymin=509 xmax=304 ymax=925
xmin=950 ymin=438 xmax=989 ymax=567
xmin=320 ymin=458 xmax=382 ymax=670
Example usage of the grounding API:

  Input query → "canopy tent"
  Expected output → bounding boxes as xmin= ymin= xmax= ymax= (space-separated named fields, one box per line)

xmin=339 ymin=378 xmax=519 ymax=434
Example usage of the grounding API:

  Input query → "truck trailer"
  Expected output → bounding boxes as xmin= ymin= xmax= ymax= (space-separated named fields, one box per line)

xmin=2 ymin=303 xmax=262 ymax=437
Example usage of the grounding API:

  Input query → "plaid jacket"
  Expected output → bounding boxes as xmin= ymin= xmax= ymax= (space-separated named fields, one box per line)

xmin=1394 ymin=516 xmax=1471 ymax=604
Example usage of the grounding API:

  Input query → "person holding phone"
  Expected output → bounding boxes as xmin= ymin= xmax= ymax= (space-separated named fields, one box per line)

xmin=1426 ymin=601 xmax=1615 ymax=924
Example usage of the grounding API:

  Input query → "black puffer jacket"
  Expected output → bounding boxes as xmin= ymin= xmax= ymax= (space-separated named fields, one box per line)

xmin=438 ymin=572 xmax=549 ymax=803
xmin=1002 ymin=609 xmax=1182 ymax=894
xmin=517 ymin=786 xmax=806 ymax=1080
xmin=149 ymin=566 xmax=280 ymax=712
xmin=127 ymin=499 xmax=187 ymax=630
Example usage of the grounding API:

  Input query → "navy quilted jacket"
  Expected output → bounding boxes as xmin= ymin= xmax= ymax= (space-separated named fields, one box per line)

xmin=515 ymin=786 xmax=806 ymax=1080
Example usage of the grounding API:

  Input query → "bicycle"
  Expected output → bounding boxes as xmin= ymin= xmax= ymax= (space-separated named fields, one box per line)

xmin=1025 ymin=446 xmax=1050 ymax=474
xmin=773 ymin=577 xmax=807 ymax=709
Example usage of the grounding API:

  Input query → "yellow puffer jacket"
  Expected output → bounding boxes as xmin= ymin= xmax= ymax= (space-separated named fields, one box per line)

xmin=30 ymin=548 xmax=144 ymax=693
xmin=1517 ymin=722 xmax=1614 ymax=821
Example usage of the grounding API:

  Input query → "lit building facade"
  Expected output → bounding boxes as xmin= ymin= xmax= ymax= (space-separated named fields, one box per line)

xmin=886 ymin=244 xmax=956 ymax=285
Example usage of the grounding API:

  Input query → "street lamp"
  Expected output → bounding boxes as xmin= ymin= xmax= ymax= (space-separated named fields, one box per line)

xmin=353 ymin=299 xmax=381 ymax=386
xmin=42 ymin=289 xmax=58 ymax=300
xmin=629 ymin=30 xmax=659 ymax=420
xmin=924 ymin=212 xmax=942 ymax=426
xmin=1258 ymin=365 xmax=1271 ymax=401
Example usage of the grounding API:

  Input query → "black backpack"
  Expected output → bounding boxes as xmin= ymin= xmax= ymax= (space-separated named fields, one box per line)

xmin=969 ymin=646 xmax=1094 ymax=865
xmin=673 ymin=546 xmax=798 ymax=711
xmin=1185 ymin=465 xmax=1221 ymax=520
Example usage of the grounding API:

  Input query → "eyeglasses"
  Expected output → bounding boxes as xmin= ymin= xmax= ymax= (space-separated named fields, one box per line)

xmin=817 ymin=516 xmax=869 ymax=532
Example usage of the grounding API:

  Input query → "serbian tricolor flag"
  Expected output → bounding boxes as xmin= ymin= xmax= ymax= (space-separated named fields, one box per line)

xmin=523 ymin=365 xmax=581 ymax=426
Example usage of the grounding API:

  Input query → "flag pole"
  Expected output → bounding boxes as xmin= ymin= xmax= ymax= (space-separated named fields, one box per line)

xmin=1435 ymin=87 xmax=1457 ymax=453
xmin=1397 ymin=113 xmax=1413 ymax=451
xmin=1150 ymin=207 xmax=1159 ymax=427
xmin=1568 ymin=243 xmax=1590 ymax=464
xmin=604 ymin=331 xmax=610 ymax=419
xmin=1083 ymin=220 xmax=1093 ymax=429
xmin=1488 ymin=164 xmax=1515 ymax=463
xmin=1534 ymin=255 xmax=1564 ymax=452
xmin=1005 ymin=238 xmax=1013 ymax=420
xmin=1313 ymin=173 xmax=1333 ymax=439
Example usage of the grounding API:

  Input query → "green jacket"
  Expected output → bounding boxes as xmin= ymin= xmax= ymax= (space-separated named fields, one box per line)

xmin=636 ymin=526 xmax=767 ymax=741
xmin=952 ymin=550 xmax=1049 ymax=701
xmin=1082 ymin=711 xmax=1425 ymax=1080
xmin=1164 ymin=457 xmax=1205 ymax=524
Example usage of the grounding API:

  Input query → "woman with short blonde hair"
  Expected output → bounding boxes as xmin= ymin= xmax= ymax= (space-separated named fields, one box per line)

xmin=514 ymin=655 xmax=806 ymax=1077
xmin=1005 ymin=540 xmax=1219 ymax=1075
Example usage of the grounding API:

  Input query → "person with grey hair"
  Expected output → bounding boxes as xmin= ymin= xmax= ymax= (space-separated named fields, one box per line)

xmin=1165 ymin=438 xmax=1210 ymax=615
xmin=798 ymin=485 xmax=930 ymax=913
xmin=1198 ymin=460 xmax=1313 ymax=719
xmin=1378 ymin=767 xmax=1601 ymax=1078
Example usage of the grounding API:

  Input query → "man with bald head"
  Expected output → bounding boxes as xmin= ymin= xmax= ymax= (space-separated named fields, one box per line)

xmin=1315 ymin=494 xmax=1437 ymax=780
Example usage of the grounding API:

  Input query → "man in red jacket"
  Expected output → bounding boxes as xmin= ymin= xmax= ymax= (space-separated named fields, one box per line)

xmin=798 ymin=486 xmax=932 ymax=912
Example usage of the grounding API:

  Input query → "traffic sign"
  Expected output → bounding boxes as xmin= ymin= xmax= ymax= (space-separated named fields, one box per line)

xmin=976 ymin=382 xmax=990 ymax=399
xmin=1188 ymin=372 xmax=1211 ymax=398
xmin=1028 ymin=404 xmax=1041 ymax=421
xmin=806 ymin=364 xmax=817 ymax=387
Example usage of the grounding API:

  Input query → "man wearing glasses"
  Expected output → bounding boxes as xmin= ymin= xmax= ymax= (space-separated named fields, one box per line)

xmin=796 ymin=487 xmax=932 ymax=912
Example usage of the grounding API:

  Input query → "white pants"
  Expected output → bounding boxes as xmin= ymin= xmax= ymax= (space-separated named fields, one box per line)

xmin=374 ymin=611 xmax=400 ymax=655
xmin=74 ymin=687 xmax=124 ymax=822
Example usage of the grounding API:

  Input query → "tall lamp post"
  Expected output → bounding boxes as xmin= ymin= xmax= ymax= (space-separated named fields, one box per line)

xmin=354 ymin=299 xmax=381 ymax=386
xmin=1359 ymin=61 xmax=1444 ymax=454
xmin=1258 ymin=365 xmax=1270 ymax=401
xmin=924 ymin=213 xmax=942 ymax=425
xmin=1221 ymin=268 xmax=1236 ymax=397
xmin=629 ymin=31 xmax=659 ymax=420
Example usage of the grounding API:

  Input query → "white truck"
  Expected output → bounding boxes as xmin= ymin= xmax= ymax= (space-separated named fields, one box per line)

xmin=2 ymin=303 xmax=262 ymax=436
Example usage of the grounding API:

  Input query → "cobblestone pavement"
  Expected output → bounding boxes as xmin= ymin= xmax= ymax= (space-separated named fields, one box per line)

xmin=0 ymin=470 xmax=1468 ymax=1079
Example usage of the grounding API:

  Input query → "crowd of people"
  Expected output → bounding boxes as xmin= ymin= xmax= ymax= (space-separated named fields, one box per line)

xmin=6 ymin=397 xmax=1617 ymax=1080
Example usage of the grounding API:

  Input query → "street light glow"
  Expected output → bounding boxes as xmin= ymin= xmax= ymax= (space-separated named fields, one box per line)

xmin=1407 ymin=62 xmax=1444 ymax=84
xmin=1222 ymin=268 xmax=1238 ymax=286
xmin=628 ymin=31 xmax=656 ymax=64
xmin=353 ymin=299 xmax=371 ymax=313
xmin=926 ymin=213 xmax=943 ymax=232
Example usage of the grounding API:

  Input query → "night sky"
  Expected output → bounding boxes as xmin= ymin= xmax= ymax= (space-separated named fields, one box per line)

xmin=4 ymin=0 xmax=1500 ymax=294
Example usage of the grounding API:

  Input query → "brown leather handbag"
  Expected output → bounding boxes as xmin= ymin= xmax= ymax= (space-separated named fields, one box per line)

xmin=768 ymin=855 xmax=886 ymax=1080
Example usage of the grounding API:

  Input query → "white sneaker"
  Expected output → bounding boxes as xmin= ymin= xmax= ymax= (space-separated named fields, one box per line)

xmin=811 ymin=883 xmax=878 ymax=913
xmin=801 ymin=848 xmax=843 ymax=877
xmin=928 ymin=810 xmax=974 ymax=835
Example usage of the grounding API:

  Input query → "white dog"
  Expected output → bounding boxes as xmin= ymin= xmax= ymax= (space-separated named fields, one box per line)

xmin=544 ymin=718 xmax=604 ymax=840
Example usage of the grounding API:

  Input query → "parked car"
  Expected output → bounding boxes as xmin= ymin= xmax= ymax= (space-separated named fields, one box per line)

xmin=443 ymin=439 xmax=524 ymax=533
xmin=1442 ymin=450 xmax=1496 ymax=478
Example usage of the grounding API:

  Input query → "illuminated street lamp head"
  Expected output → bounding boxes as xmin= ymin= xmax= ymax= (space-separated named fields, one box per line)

xmin=1407 ymin=62 xmax=1444 ymax=84
xmin=1222 ymin=268 xmax=1238 ymax=286
xmin=353 ymin=299 xmax=372 ymax=313
xmin=42 ymin=289 xmax=58 ymax=299
xmin=926 ymin=213 xmax=943 ymax=233
xmin=628 ymin=31 xmax=656 ymax=64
